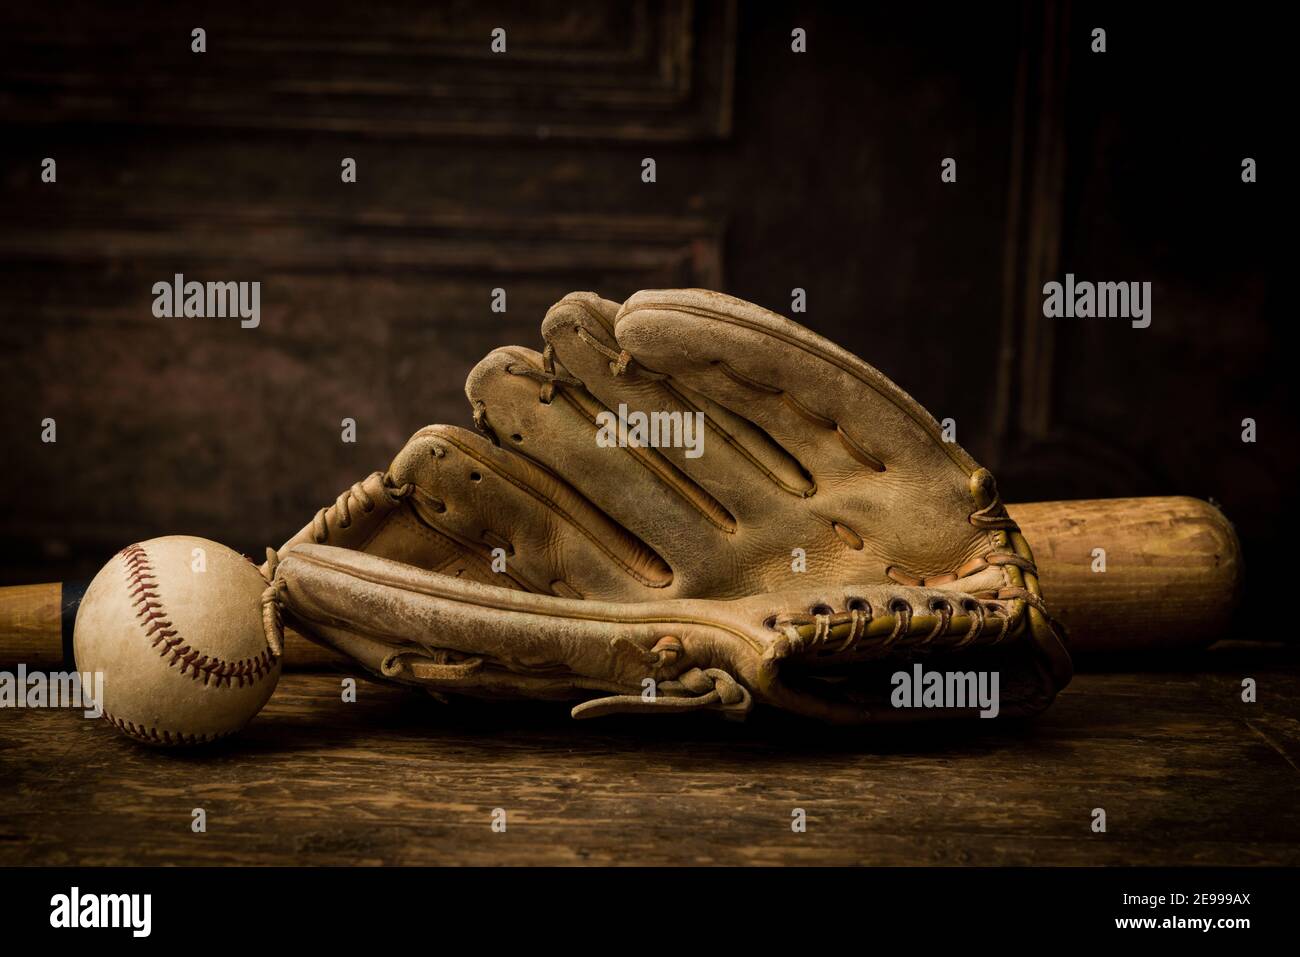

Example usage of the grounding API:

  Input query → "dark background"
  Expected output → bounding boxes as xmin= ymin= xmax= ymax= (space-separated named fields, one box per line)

xmin=0 ymin=2 xmax=1285 ymax=622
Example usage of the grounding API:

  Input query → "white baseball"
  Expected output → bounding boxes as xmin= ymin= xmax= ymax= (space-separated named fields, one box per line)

xmin=73 ymin=535 xmax=281 ymax=746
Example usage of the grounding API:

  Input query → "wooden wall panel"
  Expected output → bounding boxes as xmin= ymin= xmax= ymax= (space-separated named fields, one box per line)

xmin=0 ymin=204 xmax=722 ymax=575
xmin=0 ymin=0 xmax=735 ymax=579
xmin=0 ymin=0 xmax=735 ymax=142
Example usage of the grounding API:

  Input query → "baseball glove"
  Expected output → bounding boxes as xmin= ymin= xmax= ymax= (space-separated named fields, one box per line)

xmin=265 ymin=289 xmax=1071 ymax=723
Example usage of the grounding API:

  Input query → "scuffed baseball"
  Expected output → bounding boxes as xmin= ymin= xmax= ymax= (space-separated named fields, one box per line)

xmin=73 ymin=535 xmax=281 ymax=746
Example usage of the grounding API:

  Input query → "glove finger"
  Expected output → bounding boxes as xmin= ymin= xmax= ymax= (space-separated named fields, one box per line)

xmin=614 ymin=288 xmax=977 ymax=491
xmin=464 ymin=345 xmax=751 ymax=593
xmin=540 ymin=293 xmax=814 ymax=521
xmin=612 ymin=289 xmax=992 ymax=585
xmin=387 ymin=424 xmax=674 ymax=599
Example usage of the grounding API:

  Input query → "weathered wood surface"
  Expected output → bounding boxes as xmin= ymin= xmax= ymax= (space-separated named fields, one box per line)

xmin=2 ymin=642 xmax=1296 ymax=866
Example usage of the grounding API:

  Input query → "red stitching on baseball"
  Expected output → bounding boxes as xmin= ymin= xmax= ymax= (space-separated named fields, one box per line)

xmin=100 ymin=706 xmax=232 ymax=746
xmin=119 ymin=543 xmax=276 ymax=689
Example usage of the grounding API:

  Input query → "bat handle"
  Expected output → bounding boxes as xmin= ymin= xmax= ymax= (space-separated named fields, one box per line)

xmin=0 ymin=579 xmax=340 ymax=672
xmin=0 ymin=581 xmax=87 ymax=669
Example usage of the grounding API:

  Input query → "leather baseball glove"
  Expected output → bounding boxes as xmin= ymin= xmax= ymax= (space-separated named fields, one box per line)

xmin=265 ymin=289 xmax=1071 ymax=723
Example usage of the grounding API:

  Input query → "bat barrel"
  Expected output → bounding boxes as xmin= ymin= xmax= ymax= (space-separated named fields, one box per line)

xmin=1008 ymin=496 xmax=1242 ymax=654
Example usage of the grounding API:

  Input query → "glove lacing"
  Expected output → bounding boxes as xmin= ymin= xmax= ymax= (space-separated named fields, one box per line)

xmin=377 ymin=632 xmax=752 ymax=721
xmin=501 ymin=326 xmax=670 ymax=408
xmin=571 ymin=668 xmax=751 ymax=720
xmin=771 ymin=598 xmax=1009 ymax=661
xmin=310 ymin=473 xmax=414 ymax=544
xmin=259 ymin=547 xmax=286 ymax=657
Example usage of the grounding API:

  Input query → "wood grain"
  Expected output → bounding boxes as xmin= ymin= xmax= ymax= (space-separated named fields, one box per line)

xmin=0 ymin=0 xmax=736 ymax=142
xmin=0 ymin=584 xmax=60 ymax=655
xmin=1 ymin=644 xmax=1296 ymax=866
xmin=1007 ymin=497 xmax=1242 ymax=654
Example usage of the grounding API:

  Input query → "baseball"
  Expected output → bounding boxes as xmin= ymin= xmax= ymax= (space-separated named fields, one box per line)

xmin=73 ymin=535 xmax=281 ymax=746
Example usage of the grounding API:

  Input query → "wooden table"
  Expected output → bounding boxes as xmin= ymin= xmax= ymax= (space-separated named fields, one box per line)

xmin=3 ymin=642 xmax=1297 ymax=866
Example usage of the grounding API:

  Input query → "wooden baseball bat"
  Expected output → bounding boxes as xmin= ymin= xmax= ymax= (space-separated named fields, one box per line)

xmin=0 ymin=496 xmax=1242 ymax=670
xmin=1005 ymin=497 xmax=1241 ymax=654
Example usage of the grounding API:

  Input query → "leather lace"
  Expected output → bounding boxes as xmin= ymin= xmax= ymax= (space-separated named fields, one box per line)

xmin=572 ymin=667 xmax=751 ymax=720
xmin=505 ymin=343 xmax=583 ymax=404
xmin=375 ymin=639 xmax=752 ymax=721
xmin=504 ymin=327 xmax=670 ymax=408
xmin=311 ymin=473 xmax=414 ymax=544
xmin=774 ymin=597 xmax=1011 ymax=660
